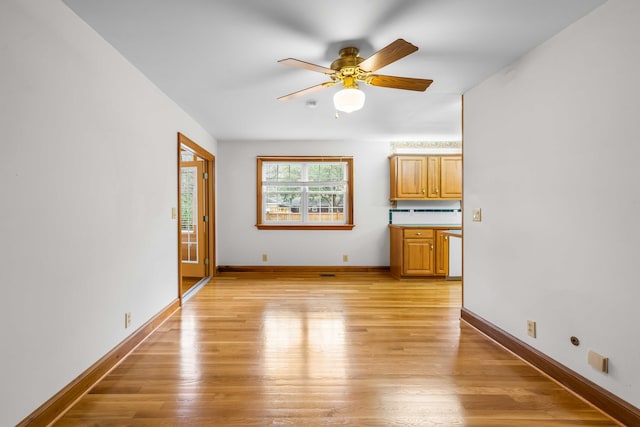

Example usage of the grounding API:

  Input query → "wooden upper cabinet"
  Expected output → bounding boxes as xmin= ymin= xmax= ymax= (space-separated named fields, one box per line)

xmin=389 ymin=156 xmax=428 ymax=199
xmin=440 ymin=156 xmax=463 ymax=199
xmin=426 ymin=156 xmax=440 ymax=198
xmin=390 ymin=155 xmax=462 ymax=200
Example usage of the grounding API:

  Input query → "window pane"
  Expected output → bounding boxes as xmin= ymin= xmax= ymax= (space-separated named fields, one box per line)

xmin=180 ymin=167 xmax=196 ymax=232
xmin=306 ymin=191 xmax=344 ymax=223
xmin=180 ymin=166 xmax=199 ymax=263
xmin=307 ymin=163 xmax=345 ymax=182
xmin=264 ymin=163 xmax=302 ymax=182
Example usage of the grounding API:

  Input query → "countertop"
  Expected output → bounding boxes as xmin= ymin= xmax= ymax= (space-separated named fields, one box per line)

xmin=442 ymin=229 xmax=463 ymax=238
xmin=388 ymin=224 xmax=461 ymax=229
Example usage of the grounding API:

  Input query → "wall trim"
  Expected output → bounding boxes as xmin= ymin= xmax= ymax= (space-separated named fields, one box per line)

xmin=18 ymin=299 xmax=181 ymax=427
xmin=461 ymin=308 xmax=639 ymax=427
xmin=217 ymin=265 xmax=390 ymax=274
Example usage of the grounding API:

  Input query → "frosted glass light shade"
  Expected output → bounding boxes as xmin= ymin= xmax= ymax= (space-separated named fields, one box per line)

xmin=333 ymin=88 xmax=365 ymax=113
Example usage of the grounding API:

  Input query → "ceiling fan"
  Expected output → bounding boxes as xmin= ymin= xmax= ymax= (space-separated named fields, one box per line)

xmin=277 ymin=38 xmax=432 ymax=113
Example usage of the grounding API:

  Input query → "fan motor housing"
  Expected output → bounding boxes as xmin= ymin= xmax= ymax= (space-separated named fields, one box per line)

xmin=331 ymin=47 xmax=364 ymax=71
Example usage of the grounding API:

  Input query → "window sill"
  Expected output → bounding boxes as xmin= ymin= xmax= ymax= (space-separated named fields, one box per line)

xmin=256 ymin=224 xmax=355 ymax=231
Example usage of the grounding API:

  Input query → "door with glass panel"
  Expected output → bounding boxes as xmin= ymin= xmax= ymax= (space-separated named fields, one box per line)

xmin=180 ymin=158 xmax=207 ymax=278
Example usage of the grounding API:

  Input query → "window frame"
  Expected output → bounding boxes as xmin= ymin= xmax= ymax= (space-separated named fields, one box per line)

xmin=256 ymin=156 xmax=355 ymax=230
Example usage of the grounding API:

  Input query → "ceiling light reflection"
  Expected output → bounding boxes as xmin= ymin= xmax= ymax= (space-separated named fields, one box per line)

xmin=261 ymin=304 xmax=347 ymax=379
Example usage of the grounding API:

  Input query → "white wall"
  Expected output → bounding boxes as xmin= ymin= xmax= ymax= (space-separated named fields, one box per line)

xmin=464 ymin=0 xmax=640 ymax=407
xmin=0 ymin=1 xmax=216 ymax=424
xmin=217 ymin=140 xmax=392 ymax=266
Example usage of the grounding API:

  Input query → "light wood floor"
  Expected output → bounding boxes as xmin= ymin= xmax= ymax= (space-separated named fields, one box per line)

xmin=180 ymin=276 xmax=202 ymax=295
xmin=55 ymin=272 xmax=618 ymax=426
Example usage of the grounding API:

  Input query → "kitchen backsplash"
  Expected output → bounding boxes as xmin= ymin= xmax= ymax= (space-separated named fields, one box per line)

xmin=389 ymin=200 xmax=461 ymax=225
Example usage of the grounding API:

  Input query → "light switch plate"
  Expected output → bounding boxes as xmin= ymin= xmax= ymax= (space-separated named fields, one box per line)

xmin=527 ymin=320 xmax=536 ymax=338
xmin=472 ymin=208 xmax=482 ymax=222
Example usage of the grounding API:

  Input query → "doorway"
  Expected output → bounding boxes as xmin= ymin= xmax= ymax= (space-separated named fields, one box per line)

xmin=178 ymin=133 xmax=215 ymax=301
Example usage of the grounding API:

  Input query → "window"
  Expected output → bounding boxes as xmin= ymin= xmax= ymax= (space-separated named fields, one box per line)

xmin=257 ymin=156 xmax=354 ymax=230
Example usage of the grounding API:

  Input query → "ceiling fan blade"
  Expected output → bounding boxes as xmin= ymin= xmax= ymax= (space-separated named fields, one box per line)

xmin=278 ymin=58 xmax=336 ymax=75
xmin=358 ymin=39 xmax=419 ymax=73
xmin=277 ymin=81 xmax=337 ymax=101
xmin=366 ymin=75 xmax=433 ymax=91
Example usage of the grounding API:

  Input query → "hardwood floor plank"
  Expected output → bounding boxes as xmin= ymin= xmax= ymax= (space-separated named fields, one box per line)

xmin=54 ymin=273 xmax=619 ymax=426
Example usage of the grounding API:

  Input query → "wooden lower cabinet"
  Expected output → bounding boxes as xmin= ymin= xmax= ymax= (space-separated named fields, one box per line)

xmin=435 ymin=230 xmax=449 ymax=275
xmin=404 ymin=235 xmax=434 ymax=275
xmin=390 ymin=225 xmax=459 ymax=278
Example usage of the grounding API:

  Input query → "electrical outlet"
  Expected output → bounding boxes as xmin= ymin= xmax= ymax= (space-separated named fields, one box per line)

xmin=262 ymin=254 xmax=268 ymax=262
xmin=472 ymin=208 xmax=482 ymax=222
xmin=125 ymin=312 xmax=132 ymax=329
xmin=527 ymin=320 xmax=536 ymax=338
xmin=588 ymin=350 xmax=608 ymax=373
xmin=343 ymin=254 xmax=349 ymax=262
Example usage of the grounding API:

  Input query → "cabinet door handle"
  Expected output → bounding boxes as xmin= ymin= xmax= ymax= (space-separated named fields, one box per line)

xmin=422 ymin=188 xmax=425 ymax=194
xmin=416 ymin=232 xmax=422 ymax=236
xmin=430 ymin=244 xmax=434 ymax=250
xmin=435 ymin=187 xmax=439 ymax=194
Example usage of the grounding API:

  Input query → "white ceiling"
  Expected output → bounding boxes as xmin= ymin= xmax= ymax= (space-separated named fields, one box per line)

xmin=63 ymin=0 xmax=605 ymax=142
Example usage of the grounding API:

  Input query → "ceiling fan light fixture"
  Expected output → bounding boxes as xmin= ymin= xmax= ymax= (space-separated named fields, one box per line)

xmin=333 ymin=87 xmax=365 ymax=113
xmin=278 ymin=39 xmax=430 ymax=113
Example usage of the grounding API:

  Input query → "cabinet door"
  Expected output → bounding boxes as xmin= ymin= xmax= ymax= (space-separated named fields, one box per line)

xmin=403 ymin=238 xmax=434 ymax=275
xmin=389 ymin=226 xmax=404 ymax=278
xmin=426 ymin=157 xmax=441 ymax=198
xmin=440 ymin=156 xmax=462 ymax=199
xmin=435 ymin=231 xmax=449 ymax=276
xmin=394 ymin=156 xmax=427 ymax=199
